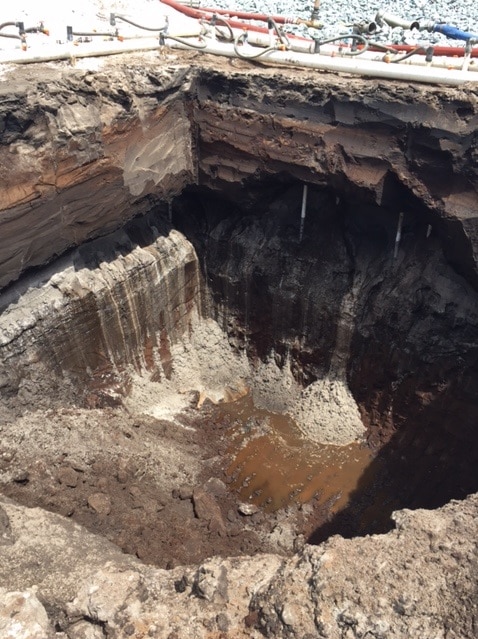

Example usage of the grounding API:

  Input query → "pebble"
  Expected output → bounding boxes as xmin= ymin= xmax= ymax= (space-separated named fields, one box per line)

xmin=238 ymin=502 xmax=260 ymax=516
xmin=178 ymin=484 xmax=193 ymax=500
xmin=57 ymin=467 xmax=79 ymax=488
xmin=87 ymin=492 xmax=112 ymax=515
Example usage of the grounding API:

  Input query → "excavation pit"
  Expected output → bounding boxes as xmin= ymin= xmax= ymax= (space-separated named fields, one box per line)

xmin=1 ymin=177 xmax=478 ymax=568
xmin=0 ymin=55 xmax=478 ymax=637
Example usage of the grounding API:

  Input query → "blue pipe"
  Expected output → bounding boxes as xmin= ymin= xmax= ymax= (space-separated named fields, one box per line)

xmin=432 ymin=24 xmax=478 ymax=42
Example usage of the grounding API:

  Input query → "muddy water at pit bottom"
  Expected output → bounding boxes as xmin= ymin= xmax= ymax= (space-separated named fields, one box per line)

xmin=220 ymin=395 xmax=377 ymax=517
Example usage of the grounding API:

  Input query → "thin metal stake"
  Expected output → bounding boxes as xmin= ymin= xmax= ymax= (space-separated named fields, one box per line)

xmin=299 ymin=184 xmax=308 ymax=243
xmin=394 ymin=211 xmax=404 ymax=259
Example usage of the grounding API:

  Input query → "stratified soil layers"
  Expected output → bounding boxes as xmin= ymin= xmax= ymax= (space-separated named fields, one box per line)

xmin=0 ymin=52 xmax=477 ymax=638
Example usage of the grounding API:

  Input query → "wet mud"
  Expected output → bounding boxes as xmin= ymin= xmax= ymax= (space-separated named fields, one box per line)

xmin=223 ymin=395 xmax=373 ymax=514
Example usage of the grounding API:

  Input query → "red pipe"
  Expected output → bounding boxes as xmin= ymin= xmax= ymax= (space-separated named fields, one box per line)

xmin=160 ymin=0 xmax=477 ymax=58
xmin=375 ymin=43 xmax=478 ymax=58
xmin=196 ymin=5 xmax=294 ymax=25
xmin=160 ymin=0 xmax=283 ymax=35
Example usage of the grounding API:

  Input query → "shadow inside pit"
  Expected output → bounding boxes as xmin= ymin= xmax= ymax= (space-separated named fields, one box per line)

xmin=308 ymin=416 xmax=478 ymax=544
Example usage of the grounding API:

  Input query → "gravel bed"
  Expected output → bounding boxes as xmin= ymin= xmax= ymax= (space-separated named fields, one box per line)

xmin=213 ymin=0 xmax=478 ymax=46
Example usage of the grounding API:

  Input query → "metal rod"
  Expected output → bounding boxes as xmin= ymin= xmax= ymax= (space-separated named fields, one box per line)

xmin=299 ymin=184 xmax=308 ymax=243
xmin=394 ymin=211 xmax=404 ymax=259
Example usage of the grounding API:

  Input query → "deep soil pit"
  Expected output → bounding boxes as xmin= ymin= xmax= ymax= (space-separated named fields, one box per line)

xmin=171 ymin=177 xmax=478 ymax=541
xmin=1 ymin=174 xmax=478 ymax=569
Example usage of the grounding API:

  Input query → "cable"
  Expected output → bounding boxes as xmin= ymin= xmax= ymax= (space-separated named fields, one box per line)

xmin=70 ymin=31 xmax=116 ymax=38
xmin=268 ymin=17 xmax=290 ymax=48
xmin=233 ymin=32 xmax=278 ymax=60
xmin=390 ymin=46 xmax=426 ymax=63
xmin=162 ymin=34 xmax=208 ymax=50
xmin=212 ymin=15 xmax=234 ymax=43
xmin=313 ymin=33 xmax=369 ymax=56
xmin=110 ymin=14 xmax=167 ymax=33
xmin=0 ymin=22 xmax=21 ymax=40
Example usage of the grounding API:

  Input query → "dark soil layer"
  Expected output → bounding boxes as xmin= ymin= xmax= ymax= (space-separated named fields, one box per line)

xmin=172 ymin=180 xmax=478 ymax=539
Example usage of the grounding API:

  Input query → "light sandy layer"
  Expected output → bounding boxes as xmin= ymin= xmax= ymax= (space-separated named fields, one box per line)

xmin=124 ymin=307 xmax=365 ymax=446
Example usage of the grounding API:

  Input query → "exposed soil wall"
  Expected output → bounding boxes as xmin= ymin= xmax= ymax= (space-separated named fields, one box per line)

xmin=0 ymin=51 xmax=478 ymax=638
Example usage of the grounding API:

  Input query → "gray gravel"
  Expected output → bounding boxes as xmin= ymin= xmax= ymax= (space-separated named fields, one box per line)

xmin=214 ymin=0 xmax=478 ymax=46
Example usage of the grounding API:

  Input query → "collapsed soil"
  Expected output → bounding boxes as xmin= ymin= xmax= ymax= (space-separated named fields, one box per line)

xmin=0 ymin=391 xmax=318 ymax=569
xmin=2 ymin=370 xmax=476 ymax=569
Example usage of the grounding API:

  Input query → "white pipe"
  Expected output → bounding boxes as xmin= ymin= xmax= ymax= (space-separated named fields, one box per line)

xmin=166 ymin=39 xmax=478 ymax=85
xmin=246 ymin=31 xmax=478 ymax=72
xmin=1 ymin=34 xmax=477 ymax=85
xmin=0 ymin=38 xmax=162 ymax=64
xmin=245 ymin=31 xmax=478 ymax=71
xmin=299 ymin=184 xmax=308 ymax=243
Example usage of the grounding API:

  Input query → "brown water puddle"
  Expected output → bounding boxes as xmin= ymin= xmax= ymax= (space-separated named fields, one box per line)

xmin=221 ymin=395 xmax=374 ymax=514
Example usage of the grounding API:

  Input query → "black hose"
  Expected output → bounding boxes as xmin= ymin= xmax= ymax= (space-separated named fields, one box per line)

xmin=390 ymin=46 xmax=426 ymax=63
xmin=268 ymin=17 xmax=290 ymax=48
xmin=164 ymin=34 xmax=208 ymax=50
xmin=112 ymin=14 xmax=167 ymax=33
xmin=366 ymin=41 xmax=428 ymax=62
xmin=367 ymin=41 xmax=403 ymax=53
xmin=212 ymin=15 xmax=234 ymax=43
xmin=71 ymin=31 xmax=116 ymax=38
xmin=233 ymin=32 xmax=277 ymax=60
xmin=313 ymin=33 xmax=369 ymax=56
xmin=0 ymin=22 xmax=21 ymax=39
xmin=25 ymin=26 xmax=48 ymax=34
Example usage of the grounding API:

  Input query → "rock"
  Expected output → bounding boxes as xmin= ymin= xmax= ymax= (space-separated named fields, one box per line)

xmin=178 ymin=484 xmax=193 ymax=500
xmin=116 ymin=467 xmax=129 ymax=484
xmin=203 ymin=477 xmax=227 ymax=497
xmin=0 ymin=506 xmax=14 ymax=546
xmin=87 ymin=493 xmax=111 ymax=515
xmin=216 ymin=612 xmax=230 ymax=632
xmin=238 ymin=502 xmax=260 ymax=516
xmin=71 ymin=568 xmax=140 ymax=617
xmin=67 ymin=620 xmax=105 ymax=639
xmin=193 ymin=487 xmax=227 ymax=536
xmin=251 ymin=494 xmax=478 ymax=638
xmin=0 ymin=589 xmax=53 ymax=639
xmin=1 ymin=491 xmax=475 ymax=637
xmin=58 ymin=467 xmax=79 ymax=488
xmin=269 ymin=523 xmax=296 ymax=553
xmin=193 ymin=562 xmax=229 ymax=603
xmin=208 ymin=513 xmax=227 ymax=537
xmin=12 ymin=469 xmax=29 ymax=484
